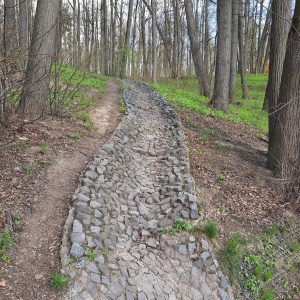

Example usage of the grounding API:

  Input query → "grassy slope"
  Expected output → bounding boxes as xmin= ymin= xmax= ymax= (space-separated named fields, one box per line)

xmin=150 ymin=74 xmax=268 ymax=133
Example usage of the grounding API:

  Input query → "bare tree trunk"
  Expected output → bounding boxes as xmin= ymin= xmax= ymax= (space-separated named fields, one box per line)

xmin=262 ymin=35 xmax=270 ymax=73
xmin=238 ymin=0 xmax=249 ymax=99
xmin=101 ymin=0 xmax=109 ymax=75
xmin=19 ymin=0 xmax=29 ymax=68
xmin=229 ymin=0 xmax=239 ymax=103
xmin=4 ymin=0 xmax=17 ymax=58
xmin=270 ymin=0 xmax=300 ymax=201
xmin=19 ymin=0 xmax=60 ymax=120
xmin=76 ymin=0 xmax=81 ymax=67
xmin=210 ymin=0 xmax=232 ymax=113
xmin=266 ymin=0 xmax=292 ymax=170
xmin=244 ymin=0 xmax=250 ymax=72
xmin=2 ymin=0 xmax=18 ymax=118
xmin=256 ymin=0 xmax=271 ymax=75
xmin=184 ymin=0 xmax=211 ymax=97
xmin=152 ymin=0 xmax=157 ymax=83
xmin=141 ymin=4 xmax=149 ymax=78
xmin=204 ymin=0 xmax=210 ymax=76
xmin=109 ymin=0 xmax=117 ymax=76
xmin=143 ymin=0 xmax=176 ymax=77
xmin=120 ymin=0 xmax=133 ymax=78
xmin=72 ymin=0 xmax=77 ymax=67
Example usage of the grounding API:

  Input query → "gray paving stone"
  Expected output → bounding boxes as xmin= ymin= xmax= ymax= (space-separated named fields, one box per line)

xmin=70 ymin=242 xmax=85 ymax=259
xmin=90 ymin=273 xmax=101 ymax=283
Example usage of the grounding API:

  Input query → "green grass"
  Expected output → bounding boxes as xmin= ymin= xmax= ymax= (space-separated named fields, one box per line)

xmin=48 ymin=272 xmax=69 ymax=290
xmin=150 ymin=74 xmax=268 ymax=132
xmin=218 ymin=223 xmax=300 ymax=299
xmin=50 ymin=65 xmax=107 ymax=116
xmin=203 ymin=220 xmax=218 ymax=239
xmin=40 ymin=141 xmax=49 ymax=155
xmin=0 ymin=230 xmax=16 ymax=262
xmin=85 ymin=248 xmax=97 ymax=261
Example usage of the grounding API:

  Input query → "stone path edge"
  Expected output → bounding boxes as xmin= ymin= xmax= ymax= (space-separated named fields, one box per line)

xmin=60 ymin=88 xmax=129 ymax=272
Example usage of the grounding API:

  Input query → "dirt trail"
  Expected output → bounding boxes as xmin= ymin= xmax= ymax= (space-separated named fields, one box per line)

xmin=0 ymin=80 xmax=122 ymax=300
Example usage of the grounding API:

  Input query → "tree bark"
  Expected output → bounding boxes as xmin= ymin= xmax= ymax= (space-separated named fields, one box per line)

xmin=19 ymin=0 xmax=60 ymax=120
xmin=238 ymin=0 xmax=250 ymax=99
xmin=210 ymin=0 xmax=232 ymax=112
xmin=229 ymin=0 xmax=239 ymax=103
xmin=19 ymin=0 xmax=29 ymax=58
xmin=151 ymin=0 xmax=157 ymax=83
xmin=266 ymin=0 xmax=291 ymax=170
xmin=120 ymin=0 xmax=133 ymax=78
xmin=184 ymin=0 xmax=211 ymax=98
xmin=270 ymin=0 xmax=300 ymax=200
xmin=4 ymin=0 xmax=17 ymax=58
xmin=256 ymin=0 xmax=271 ymax=75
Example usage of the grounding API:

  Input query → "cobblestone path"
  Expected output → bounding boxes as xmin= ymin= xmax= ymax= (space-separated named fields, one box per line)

xmin=62 ymin=81 xmax=233 ymax=300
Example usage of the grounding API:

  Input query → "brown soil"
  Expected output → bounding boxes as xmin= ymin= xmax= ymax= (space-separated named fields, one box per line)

xmin=0 ymin=79 xmax=122 ymax=299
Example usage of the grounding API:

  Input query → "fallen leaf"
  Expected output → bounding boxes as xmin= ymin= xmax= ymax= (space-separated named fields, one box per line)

xmin=0 ymin=280 xmax=7 ymax=287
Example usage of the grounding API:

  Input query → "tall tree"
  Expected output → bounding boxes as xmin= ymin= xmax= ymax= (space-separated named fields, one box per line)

xmin=184 ymin=0 xmax=211 ymax=97
xmin=263 ymin=0 xmax=290 ymax=110
xmin=229 ymin=0 xmax=239 ymax=103
xmin=238 ymin=0 xmax=250 ymax=99
xmin=270 ymin=0 xmax=300 ymax=200
xmin=4 ymin=0 xmax=17 ymax=58
xmin=210 ymin=0 xmax=232 ymax=112
xmin=256 ymin=0 xmax=272 ymax=75
xmin=19 ymin=0 xmax=60 ymax=120
xmin=120 ymin=0 xmax=134 ymax=78
xmin=265 ymin=0 xmax=291 ymax=170
xmin=151 ymin=0 xmax=157 ymax=83
xmin=19 ymin=0 xmax=29 ymax=61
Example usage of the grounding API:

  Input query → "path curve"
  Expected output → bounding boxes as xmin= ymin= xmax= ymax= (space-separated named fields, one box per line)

xmin=62 ymin=81 xmax=233 ymax=300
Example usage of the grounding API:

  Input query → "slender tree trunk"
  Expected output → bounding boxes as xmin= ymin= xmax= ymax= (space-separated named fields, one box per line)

xmin=256 ymin=1 xmax=271 ymax=75
xmin=270 ymin=0 xmax=300 ymax=201
xmin=72 ymin=0 xmax=77 ymax=67
xmin=152 ymin=0 xmax=157 ymax=83
xmin=120 ymin=0 xmax=133 ymax=78
xmin=3 ymin=0 xmax=18 ymax=117
xmin=109 ymin=0 xmax=117 ymax=76
xmin=77 ymin=0 xmax=81 ymax=67
xmin=204 ymin=0 xmax=210 ymax=76
xmin=238 ymin=0 xmax=250 ymax=99
xmin=229 ymin=0 xmax=239 ymax=103
xmin=263 ymin=34 xmax=270 ymax=73
xmin=184 ymin=0 xmax=211 ymax=97
xmin=244 ymin=0 xmax=250 ymax=72
xmin=141 ymin=4 xmax=149 ymax=78
xmin=266 ymin=0 xmax=292 ymax=170
xmin=101 ymin=0 xmax=109 ymax=75
xmin=19 ymin=0 xmax=29 ymax=68
xmin=210 ymin=0 xmax=232 ymax=113
xmin=142 ymin=0 xmax=176 ymax=77
xmin=19 ymin=0 xmax=60 ymax=120
xmin=4 ymin=0 xmax=17 ymax=58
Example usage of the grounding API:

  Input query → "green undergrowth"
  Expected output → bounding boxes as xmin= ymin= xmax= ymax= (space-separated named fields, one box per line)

xmin=160 ymin=219 xmax=218 ymax=239
xmin=218 ymin=222 xmax=300 ymax=299
xmin=149 ymin=74 xmax=268 ymax=133
xmin=0 ymin=230 xmax=16 ymax=262
xmin=50 ymin=65 xmax=107 ymax=119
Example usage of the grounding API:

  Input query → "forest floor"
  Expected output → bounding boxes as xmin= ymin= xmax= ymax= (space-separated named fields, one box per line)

xmin=177 ymin=109 xmax=300 ymax=299
xmin=0 ymin=78 xmax=299 ymax=299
